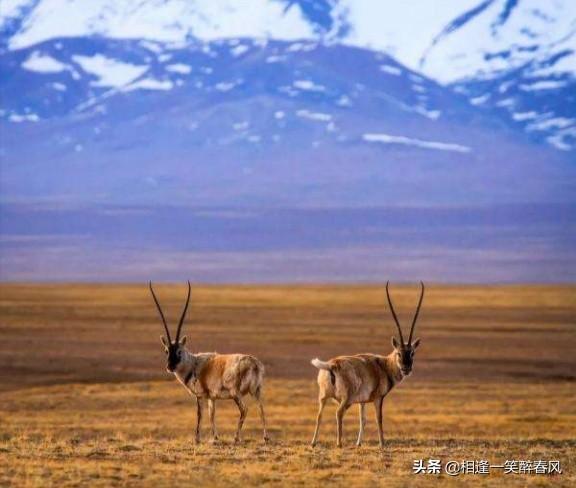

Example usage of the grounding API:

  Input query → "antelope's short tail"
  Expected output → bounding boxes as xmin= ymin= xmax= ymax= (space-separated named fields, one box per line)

xmin=311 ymin=358 xmax=337 ymax=386
xmin=311 ymin=358 xmax=331 ymax=370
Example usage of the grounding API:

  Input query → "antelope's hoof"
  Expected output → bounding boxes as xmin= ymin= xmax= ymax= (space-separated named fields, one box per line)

xmin=263 ymin=436 xmax=270 ymax=444
xmin=336 ymin=442 xmax=343 ymax=448
xmin=209 ymin=437 xmax=220 ymax=445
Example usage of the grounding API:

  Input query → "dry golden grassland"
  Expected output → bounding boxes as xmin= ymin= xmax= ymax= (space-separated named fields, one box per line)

xmin=0 ymin=284 xmax=575 ymax=487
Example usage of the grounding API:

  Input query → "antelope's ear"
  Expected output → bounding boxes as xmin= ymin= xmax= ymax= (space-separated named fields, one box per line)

xmin=179 ymin=336 xmax=187 ymax=346
xmin=160 ymin=336 xmax=169 ymax=348
xmin=391 ymin=337 xmax=400 ymax=349
xmin=412 ymin=338 xmax=421 ymax=349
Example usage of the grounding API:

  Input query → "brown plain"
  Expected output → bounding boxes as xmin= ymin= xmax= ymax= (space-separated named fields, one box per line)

xmin=0 ymin=284 xmax=574 ymax=486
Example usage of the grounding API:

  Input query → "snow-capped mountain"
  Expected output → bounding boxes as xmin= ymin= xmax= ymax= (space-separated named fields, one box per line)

xmin=0 ymin=1 xmax=574 ymax=209
xmin=2 ymin=37 xmax=573 ymax=208
xmin=1 ymin=0 xmax=574 ymax=152
xmin=5 ymin=1 xmax=573 ymax=78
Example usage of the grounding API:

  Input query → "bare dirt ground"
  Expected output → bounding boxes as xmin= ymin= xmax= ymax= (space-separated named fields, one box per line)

xmin=0 ymin=284 xmax=574 ymax=486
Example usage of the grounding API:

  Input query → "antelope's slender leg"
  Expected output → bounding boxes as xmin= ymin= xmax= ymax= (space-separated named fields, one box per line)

xmin=311 ymin=396 xmax=327 ymax=447
xmin=253 ymin=388 xmax=269 ymax=443
xmin=374 ymin=396 xmax=384 ymax=448
xmin=356 ymin=403 xmax=366 ymax=447
xmin=208 ymin=399 xmax=218 ymax=442
xmin=335 ymin=399 xmax=350 ymax=448
xmin=233 ymin=396 xmax=248 ymax=443
xmin=195 ymin=397 xmax=204 ymax=444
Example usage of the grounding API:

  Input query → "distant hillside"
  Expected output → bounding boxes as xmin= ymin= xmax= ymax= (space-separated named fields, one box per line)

xmin=2 ymin=38 xmax=574 ymax=207
xmin=2 ymin=0 xmax=574 ymax=151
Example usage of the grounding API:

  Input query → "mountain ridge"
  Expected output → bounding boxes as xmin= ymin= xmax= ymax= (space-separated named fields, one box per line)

xmin=1 ymin=0 xmax=574 ymax=151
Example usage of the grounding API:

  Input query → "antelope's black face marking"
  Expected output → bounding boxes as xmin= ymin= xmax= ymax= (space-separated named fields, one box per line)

xmin=161 ymin=336 xmax=187 ymax=372
xmin=165 ymin=344 xmax=182 ymax=372
xmin=392 ymin=337 xmax=421 ymax=376
xmin=397 ymin=347 xmax=415 ymax=375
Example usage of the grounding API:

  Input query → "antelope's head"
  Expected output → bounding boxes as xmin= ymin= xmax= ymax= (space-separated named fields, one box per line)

xmin=386 ymin=281 xmax=425 ymax=376
xmin=149 ymin=281 xmax=191 ymax=372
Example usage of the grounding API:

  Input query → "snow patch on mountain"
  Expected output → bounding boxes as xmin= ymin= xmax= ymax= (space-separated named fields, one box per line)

xmin=363 ymin=133 xmax=471 ymax=153
xmin=293 ymin=80 xmax=325 ymax=92
xmin=8 ymin=112 xmax=39 ymax=123
xmin=215 ymin=80 xmax=243 ymax=92
xmin=72 ymin=54 xmax=147 ymax=88
xmin=22 ymin=51 xmax=66 ymax=72
xmin=126 ymin=78 xmax=173 ymax=91
xmin=296 ymin=109 xmax=332 ymax=122
xmin=379 ymin=64 xmax=402 ymax=76
xmin=520 ymin=80 xmax=569 ymax=92
xmin=230 ymin=44 xmax=250 ymax=57
xmin=165 ymin=63 xmax=192 ymax=74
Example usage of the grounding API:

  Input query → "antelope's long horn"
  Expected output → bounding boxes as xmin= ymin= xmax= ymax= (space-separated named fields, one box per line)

xmin=175 ymin=281 xmax=191 ymax=343
xmin=386 ymin=281 xmax=405 ymax=344
xmin=149 ymin=281 xmax=171 ymax=342
xmin=408 ymin=281 xmax=425 ymax=344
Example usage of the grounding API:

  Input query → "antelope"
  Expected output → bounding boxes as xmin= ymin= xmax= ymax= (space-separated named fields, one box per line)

xmin=149 ymin=281 xmax=269 ymax=444
xmin=310 ymin=281 xmax=425 ymax=448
